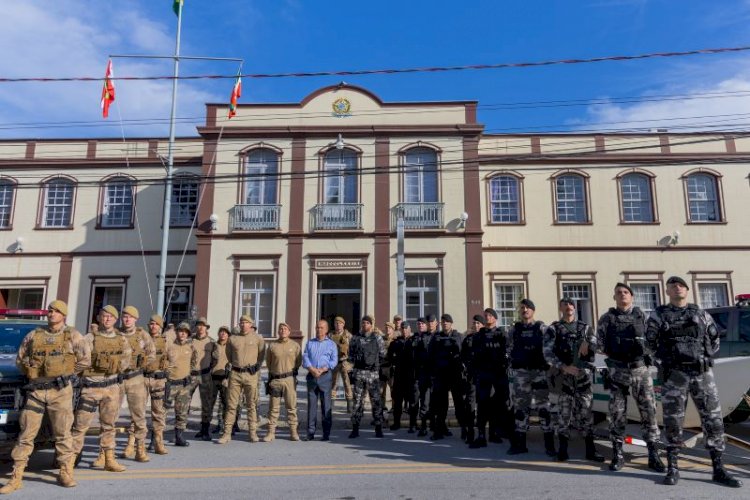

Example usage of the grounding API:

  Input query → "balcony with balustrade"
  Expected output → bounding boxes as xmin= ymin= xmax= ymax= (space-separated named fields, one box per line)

xmin=230 ymin=204 xmax=281 ymax=231
xmin=310 ymin=203 xmax=363 ymax=231
xmin=391 ymin=202 xmax=444 ymax=230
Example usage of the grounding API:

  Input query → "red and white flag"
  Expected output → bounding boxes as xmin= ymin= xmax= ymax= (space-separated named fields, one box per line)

xmin=101 ymin=59 xmax=115 ymax=119
xmin=227 ymin=70 xmax=242 ymax=119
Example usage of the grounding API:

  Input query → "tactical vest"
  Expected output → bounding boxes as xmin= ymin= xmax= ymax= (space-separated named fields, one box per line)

xmin=28 ymin=327 xmax=76 ymax=379
xmin=432 ymin=333 xmax=461 ymax=373
xmin=84 ymin=333 xmax=126 ymax=376
xmin=473 ymin=328 xmax=508 ymax=373
xmin=510 ymin=321 xmax=548 ymax=370
xmin=552 ymin=321 xmax=595 ymax=366
xmin=144 ymin=335 xmax=168 ymax=372
xmin=412 ymin=332 xmax=433 ymax=371
xmin=330 ymin=331 xmax=350 ymax=359
xmin=169 ymin=341 xmax=193 ymax=380
xmin=655 ymin=304 xmax=705 ymax=367
xmin=603 ymin=308 xmax=647 ymax=362
xmin=353 ymin=334 xmax=380 ymax=370
xmin=122 ymin=329 xmax=145 ymax=370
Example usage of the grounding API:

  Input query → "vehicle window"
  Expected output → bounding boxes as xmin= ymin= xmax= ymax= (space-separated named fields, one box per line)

xmin=739 ymin=311 xmax=750 ymax=343
xmin=710 ymin=311 xmax=730 ymax=339
xmin=0 ymin=324 xmax=37 ymax=354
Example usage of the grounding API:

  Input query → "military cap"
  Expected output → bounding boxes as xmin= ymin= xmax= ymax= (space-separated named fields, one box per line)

xmin=400 ymin=321 xmax=411 ymax=330
xmin=122 ymin=305 xmax=139 ymax=319
xmin=614 ymin=282 xmax=634 ymax=295
xmin=176 ymin=322 xmax=191 ymax=332
xmin=666 ymin=276 xmax=689 ymax=290
xmin=334 ymin=316 xmax=346 ymax=324
xmin=100 ymin=304 xmax=119 ymax=319
xmin=393 ymin=315 xmax=403 ymax=322
xmin=416 ymin=317 xmax=427 ymax=324
xmin=385 ymin=321 xmax=395 ymax=329
xmin=426 ymin=314 xmax=437 ymax=323
xmin=277 ymin=322 xmax=291 ymax=331
xmin=149 ymin=314 xmax=164 ymax=328
xmin=483 ymin=308 xmax=498 ymax=319
xmin=559 ymin=297 xmax=576 ymax=306
xmin=48 ymin=299 xmax=68 ymax=316
xmin=239 ymin=315 xmax=254 ymax=323
xmin=440 ymin=314 xmax=453 ymax=323
xmin=361 ymin=315 xmax=374 ymax=324
xmin=472 ymin=314 xmax=485 ymax=324
xmin=195 ymin=317 xmax=210 ymax=328
xmin=519 ymin=298 xmax=536 ymax=311
xmin=217 ymin=325 xmax=231 ymax=335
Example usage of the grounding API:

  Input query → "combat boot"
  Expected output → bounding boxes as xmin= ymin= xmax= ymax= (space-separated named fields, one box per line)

xmin=663 ymin=449 xmax=679 ymax=485
xmin=147 ymin=430 xmax=155 ymax=452
xmin=153 ymin=432 xmax=169 ymax=455
xmin=469 ymin=431 xmax=487 ymax=449
xmin=585 ymin=435 xmax=605 ymax=462
xmin=135 ymin=440 xmax=150 ymax=463
xmin=348 ymin=425 xmax=360 ymax=438
xmin=248 ymin=428 xmax=260 ymax=443
xmin=647 ymin=442 xmax=665 ymax=473
xmin=262 ymin=426 xmax=276 ymax=442
xmin=710 ymin=450 xmax=743 ymax=488
xmin=609 ymin=440 xmax=625 ymax=471
xmin=375 ymin=425 xmax=384 ymax=438
xmin=121 ymin=434 xmax=136 ymax=459
xmin=174 ymin=428 xmax=190 ymax=447
xmin=195 ymin=422 xmax=209 ymax=440
xmin=91 ymin=449 xmax=106 ymax=468
xmin=507 ymin=431 xmax=529 ymax=455
xmin=557 ymin=436 xmax=569 ymax=462
xmin=57 ymin=459 xmax=77 ymax=488
xmin=290 ymin=428 xmax=300 ymax=441
xmin=543 ymin=432 xmax=557 ymax=457
xmin=103 ymin=450 xmax=127 ymax=472
xmin=346 ymin=399 xmax=353 ymax=413
xmin=390 ymin=420 xmax=401 ymax=431
xmin=407 ymin=415 xmax=417 ymax=433
xmin=0 ymin=464 xmax=25 ymax=494
xmin=417 ymin=420 xmax=428 ymax=437
xmin=217 ymin=432 xmax=232 ymax=444
xmin=465 ymin=427 xmax=475 ymax=445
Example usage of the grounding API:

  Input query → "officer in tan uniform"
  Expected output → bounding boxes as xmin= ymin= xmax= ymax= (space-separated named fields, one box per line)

xmin=143 ymin=314 xmax=169 ymax=455
xmin=217 ymin=315 xmax=266 ymax=444
xmin=262 ymin=322 xmax=302 ymax=442
xmin=118 ymin=305 xmax=156 ymax=462
xmin=71 ymin=305 xmax=131 ymax=473
xmin=190 ymin=318 xmax=217 ymax=441
xmin=0 ymin=300 xmax=90 ymax=494
xmin=329 ymin=316 xmax=353 ymax=413
xmin=167 ymin=322 xmax=196 ymax=447
xmin=210 ymin=326 xmax=231 ymax=435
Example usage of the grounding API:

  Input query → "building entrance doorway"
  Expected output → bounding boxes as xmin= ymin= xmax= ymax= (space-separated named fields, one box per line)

xmin=317 ymin=274 xmax=362 ymax=335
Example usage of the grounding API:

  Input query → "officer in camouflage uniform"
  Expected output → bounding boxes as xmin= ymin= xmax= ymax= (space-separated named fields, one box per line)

xmin=544 ymin=298 xmax=604 ymax=463
xmin=646 ymin=276 xmax=741 ymax=488
xmin=460 ymin=314 xmax=483 ymax=444
xmin=209 ymin=326 xmax=231 ymax=435
xmin=427 ymin=314 xmax=465 ymax=441
xmin=190 ymin=318 xmax=218 ymax=441
xmin=597 ymin=283 xmax=663 ymax=473
xmin=262 ymin=322 xmax=302 ymax=442
xmin=329 ymin=316 xmax=353 ymax=413
xmin=143 ymin=314 xmax=169 ymax=455
xmin=348 ymin=315 xmax=386 ymax=439
xmin=72 ymin=305 xmax=132 ymax=472
xmin=507 ymin=299 xmax=556 ymax=457
xmin=0 ymin=300 xmax=90 ymax=494
xmin=167 ymin=322 xmax=196 ymax=447
xmin=118 ymin=305 xmax=156 ymax=462
xmin=387 ymin=321 xmax=414 ymax=431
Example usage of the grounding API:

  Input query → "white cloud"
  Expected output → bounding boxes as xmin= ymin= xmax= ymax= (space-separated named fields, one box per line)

xmin=0 ymin=0 xmax=219 ymax=139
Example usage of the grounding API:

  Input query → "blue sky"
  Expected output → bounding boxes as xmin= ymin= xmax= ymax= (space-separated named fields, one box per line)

xmin=1 ymin=0 xmax=749 ymax=138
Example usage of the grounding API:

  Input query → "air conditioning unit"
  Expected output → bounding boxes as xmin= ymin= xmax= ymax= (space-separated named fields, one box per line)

xmin=168 ymin=287 xmax=189 ymax=304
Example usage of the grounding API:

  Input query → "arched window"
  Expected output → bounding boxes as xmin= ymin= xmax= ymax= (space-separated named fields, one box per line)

xmin=554 ymin=173 xmax=589 ymax=223
xmin=403 ymin=147 xmax=438 ymax=203
xmin=619 ymin=173 xmax=655 ymax=223
xmin=685 ymin=173 xmax=721 ymax=222
xmin=41 ymin=177 xmax=76 ymax=228
xmin=323 ymin=148 xmax=358 ymax=204
xmin=245 ymin=148 xmax=279 ymax=205
xmin=0 ymin=178 xmax=16 ymax=228
xmin=489 ymin=175 xmax=522 ymax=223
xmin=100 ymin=176 xmax=135 ymax=228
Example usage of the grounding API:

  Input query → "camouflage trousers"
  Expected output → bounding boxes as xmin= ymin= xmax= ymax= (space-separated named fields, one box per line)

xmin=119 ymin=373 xmax=148 ymax=441
xmin=72 ymin=382 xmax=121 ymax=452
xmin=351 ymin=369 xmax=383 ymax=427
xmin=143 ymin=374 xmax=167 ymax=434
xmin=169 ymin=379 xmax=192 ymax=431
xmin=512 ymin=368 xmax=553 ymax=433
xmin=188 ymin=373 xmax=215 ymax=424
xmin=662 ymin=367 xmax=725 ymax=452
xmin=224 ymin=371 xmax=260 ymax=433
xmin=267 ymin=376 xmax=298 ymax=430
xmin=332 ymin=360 xmax=353 ymax=401
xmin=11 ymin=384 xmax=75 ymax=467
xmin=608 ymin=365 xmax=659 ymax=444
xmin=557 ymin=368 xmax=594 ymax=438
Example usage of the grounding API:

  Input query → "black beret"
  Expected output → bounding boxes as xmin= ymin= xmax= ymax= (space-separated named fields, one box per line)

xmin=416 ymin=317 xmax=427 ymax=324
xmin=559 ymin=297 xmax=576 ymax=306
xmin=614 ymin=282 xmax=634 ymax=295
xmin=400 ymin=321 xmax=410 ymax=330
xmin=483 ymin=308 xmax=498 ymax=319
xmin=666 ymin=276 xmax=689 ymax=290
xmin=426 ymin=314 xmax=437 ymax=322
xmin=361 ymin=315 xmax=374 ymax=324
xmin=519 ymin=298 xmax=536 ymax=310
xmin=472 ymin=314 xmax=485 ymax=324
xmin=440 ymin=314 xmax=453 ymax=323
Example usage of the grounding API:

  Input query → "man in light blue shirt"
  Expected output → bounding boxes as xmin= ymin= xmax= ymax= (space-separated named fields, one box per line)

xmin=302 ymin=319 xmax=338 ymax=440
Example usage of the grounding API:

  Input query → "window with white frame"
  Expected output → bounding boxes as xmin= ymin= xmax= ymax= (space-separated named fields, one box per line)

xmin=42 ymin=179 xmax=75 ymax=228
xmin=404 ymin=273 xmax=440 ymax=325
xmin=489 ymin=176 xmax=521 ymax=223
xmin=170 ymin=177 xmax=199 ymax=227
xmin=101 ymin=178 xmax=134 ymax=227
xmin=630 ymin=283 xmax=660 ymax=315
xmin=686 ymin=174 xmax=721 ymax=222
xmin=245 ymin=149 xmax=279 ymax=205
xmin=0 ymin=180 xmax=14 ymax=228
xmin=697 ymin=283 xmax=729 ymax=308
xmin=239 ymin=274 xmax=275 ymax=337
xmin=89 ymin=280 xmax=126 ymax=326
xmin=561 ymin=282 xmax=595 ymax=325
xmin=403 ymin=147 xmax=438 ymax=203
xmin=493 ymin=283 xmax=524 ymax=328
xmin=323 ymin=148 xmax=357 ymax=204
xmin=555 ymin=174 xmax=588 ymax=223
xmin=620 ymin=173 xmax=654 ymax=223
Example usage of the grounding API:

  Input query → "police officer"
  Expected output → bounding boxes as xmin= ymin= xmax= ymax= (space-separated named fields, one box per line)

xmin=646 ymin=276 xmax=741 ymax=488
xmin=167 ymin=322 xmax=196 ymax=447
xmin=411 ymin=316 xmax=435 ymax=437
xmin=348 ymin=315 xmax=386 ymax=438
xmin=387 ymin=321 xmax=414 ymax=431
xmin=461 ymin=314 xmax=483 ymax=444
xmin=427 ymin=314 xmax=464 ymax=440
xmin=597 ymin=283 xmax=663 ymax=472
xmin=544 ymin=298 xmax=604 ymax=463
xmin=218 ymin=315 xmax=266 ymax=444
xmin=143 ymin=314 xmax=169 ymax=455
xmin=72 ymin=305 xmax=131 ymax=472
xmin=191 ymin=318 xmax=218 ymax=441
xmin=209 ymin=326 xmax=231 ymax=435
xmin=470 ymin=308 xmax=513 ymax=449
xmin=507 ymin=299 xmax=556 ymax=457
xmin=0 ymin=300 xmax=90 ymax=494
xmin=329 ymin=316 xmax=353 ymax=413
xmin=379 ymin=322 xmax=396 ymax=415
xmin=118 ymin=305 xmax=156 ymax=462
xmin=262 ymin=322 xmax=302 ymax=442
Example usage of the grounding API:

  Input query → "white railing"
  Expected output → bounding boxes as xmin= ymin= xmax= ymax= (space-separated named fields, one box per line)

xmin=311 ymin=204 xmax=363 ymax=230
xmin=392 ymin=202 xmax=444 ymax=229
xmin=231 ymin=204 xmax=281 ymax=231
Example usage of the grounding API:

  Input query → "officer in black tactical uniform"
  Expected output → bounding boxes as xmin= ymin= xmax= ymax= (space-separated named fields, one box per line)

xmin=387 ymin=322 xmax=414 ymax=431
xmin=461 ymin=314 xmax=484 ymax=444
xmin=427 ymin=314 xmax=465 ymax=440
xmin=469 ymin=308 xmax=512 ymax=449
xmin=411 ymin=316 xmax=435 ymax=437
xmin=646 ymin=276 xmax=741 ymax=488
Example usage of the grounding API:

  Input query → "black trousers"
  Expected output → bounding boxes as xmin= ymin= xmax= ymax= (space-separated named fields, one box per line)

xmin=431 ymin=373 xmax=465 ymax=430
xmin=475 ymin=372 xmax=513 ymax=438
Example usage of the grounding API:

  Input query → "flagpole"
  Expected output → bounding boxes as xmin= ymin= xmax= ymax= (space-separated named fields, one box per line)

xmin=156 ymin=1 xmax=184 ymax=317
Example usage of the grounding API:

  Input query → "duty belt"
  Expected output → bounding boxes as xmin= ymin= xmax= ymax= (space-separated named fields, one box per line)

xmin=191 ymin=367 xmax=211 ymax=376
xmin=268 ymin=371 xmax=295 ymax=381
xmin=120 ymin=369 xmax=143 ymax=381
xmin=231 ymin=362 xmax=261 ymax=375
xmin=23 ymin=375 xmax=74 ymax=391
xmin=168 ymin=376 xmax=192 ymax=387
xmin=81 ymin=376 xmax=120 ymax=388
xmin=211 ymin=372 xmax=228 ymax=381
xmin=144 ymin=371 xmax=168 ymax=380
